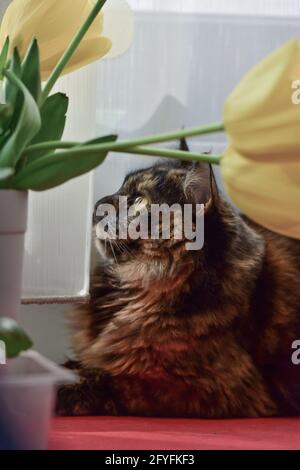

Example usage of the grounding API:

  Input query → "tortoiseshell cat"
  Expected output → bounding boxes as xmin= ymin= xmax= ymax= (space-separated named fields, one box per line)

xmin=57 ymin=143 xmax=300 ymax=418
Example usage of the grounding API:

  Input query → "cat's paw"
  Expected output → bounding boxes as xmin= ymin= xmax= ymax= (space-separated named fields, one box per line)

xmin=55 ymin=379 xmax=119 ymax=417
xmin=55 ymin=384 xmax=93 ymax=416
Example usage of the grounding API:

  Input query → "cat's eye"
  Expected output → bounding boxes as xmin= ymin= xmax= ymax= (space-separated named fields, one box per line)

xmin=134 ymin=196 xmax=148 ymax=206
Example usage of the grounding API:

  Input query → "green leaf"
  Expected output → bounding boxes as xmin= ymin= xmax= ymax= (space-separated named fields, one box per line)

xmin=0 ymin=103 xmax=13 ymax=133
xmin=0 ymin=37 xmax=9 ymax=79
xmin=11 ymin=135 xmax=117 ymax=191
xmin=5 ymin=49 xmax=23 ymax=133
xmin=29 ymin=93 xmax=69 ymax=161
xmin=0 ymin=317 xmax=33 ymax=359
xmin=0 ymin=167 xmax=13 ymax=180
xmin=21 ymin=39 xmax=41 ymax=102
xmin=0 ymin=70 xmax=41 ymax=169
xmin=5 ymin=48 xmax=22 ymax=107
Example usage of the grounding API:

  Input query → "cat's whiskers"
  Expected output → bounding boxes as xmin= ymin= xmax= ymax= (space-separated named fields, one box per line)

xmin=104 ymin=236 xmax=108 ymax=255
xmin=109 ymin=239 xmax=119 ymax=266
xmin=118 ymin=240 xmax=133 ymax=258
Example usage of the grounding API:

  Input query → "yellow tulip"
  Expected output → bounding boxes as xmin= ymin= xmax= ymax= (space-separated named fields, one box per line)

xmin=221 ymin=40 xmax=300 ymax=239
xmin=221 ymin=147 xmax=300 ymax=239
xmin=224 ymin=40 xmax=300 ymax=162
xmin=0 ymin=0 xmax=134 ymax=80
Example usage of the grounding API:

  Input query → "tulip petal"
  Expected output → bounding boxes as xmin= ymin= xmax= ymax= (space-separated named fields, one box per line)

xmin=102 ymin=0 xmax=134 ymax=59
xmin=0 ymin=0 xmax=113 ymax=79
xmin=224 ymin=40 xmax=300 ymax=162
xmin=40 ymin=37 xmax=112 ymax=80
xmin=0 ymin=1 xmax=105 ymax=56
xmin=221 ymin=147 xmax=300 ymax=240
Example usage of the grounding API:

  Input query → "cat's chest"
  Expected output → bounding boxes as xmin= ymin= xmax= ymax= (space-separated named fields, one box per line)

xmin=86 ymin=284 xmax=242 ymax=380
xmin=95 ymin=306 xmax=225 ymax=379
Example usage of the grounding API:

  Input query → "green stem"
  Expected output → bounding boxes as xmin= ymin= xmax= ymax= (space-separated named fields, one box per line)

xmin=118 ymin=146 xmax=223 ymax=164
xmin=27 ymin=141 xmax=77 ymax=154
xmin=40 ymin=0 xmax=107 ymax=105
xmin=26 ymin=122 xmax=225 ymax=156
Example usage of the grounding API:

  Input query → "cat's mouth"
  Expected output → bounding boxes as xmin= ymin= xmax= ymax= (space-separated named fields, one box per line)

xmin=94 ymin=226 xmax=139 ymax=262
xmin=98 ymin=238 xmax=136 ymax=262
xmin=95 ymin=231 xmax=198 ymax=265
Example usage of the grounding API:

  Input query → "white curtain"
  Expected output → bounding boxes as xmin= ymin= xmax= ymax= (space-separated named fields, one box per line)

xmin=0 ymin=0 xmax=297 ymax=301
xmin=22 ymin=66 xmax=98 ymax=302
xmin=128 ymin=0 xmax=300 ymax=16
xmin=93 ymin=1 xmax=300 ymax=203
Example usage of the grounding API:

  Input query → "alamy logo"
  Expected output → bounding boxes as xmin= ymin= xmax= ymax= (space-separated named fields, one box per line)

xmin=95 ymin=197 xmax=205 ymax=251
xmin=292 ymin=340 xmax=300 ymax=365
xmin=291 ymin=80 xmax=300 ymax=105
xmin=0 ymin=340 xmax=6 ymax=365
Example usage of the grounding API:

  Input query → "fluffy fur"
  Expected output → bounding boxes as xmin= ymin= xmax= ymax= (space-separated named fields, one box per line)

xmin=57 ymin=151 xmax=300 ymax=418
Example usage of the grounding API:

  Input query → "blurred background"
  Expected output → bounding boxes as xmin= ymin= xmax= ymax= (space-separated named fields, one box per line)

xmin=1 ymin=0 xmax=297 ymax=363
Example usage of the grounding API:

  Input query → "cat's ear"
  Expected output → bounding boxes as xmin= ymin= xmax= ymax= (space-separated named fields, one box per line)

xmin=178 ymin=138 xmax=219 ymax=206
xmin=178 ymin=139 xmax=195 ymax=169
xmin=184 ymin=162 xmax=219 ymax=207
xmin=180 ymin=138 xmax=190 ymax=152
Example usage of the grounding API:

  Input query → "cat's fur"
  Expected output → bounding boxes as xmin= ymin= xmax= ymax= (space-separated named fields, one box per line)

xmin=57 ymin=147 xmax=300 ymax=418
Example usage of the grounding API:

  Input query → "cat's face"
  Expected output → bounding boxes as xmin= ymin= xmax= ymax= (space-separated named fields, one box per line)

xmin=94 ymin=160 xmax=217 ymax=262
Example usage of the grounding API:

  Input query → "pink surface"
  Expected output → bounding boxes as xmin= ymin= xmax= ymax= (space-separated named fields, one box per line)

xmin=49 ymin=417 xmax=300 ymax=450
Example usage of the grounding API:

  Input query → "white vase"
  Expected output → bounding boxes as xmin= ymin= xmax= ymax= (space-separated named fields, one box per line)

xmin=0 ymin=351 xmax=75 ymax=450
xmin=0 ymin=191 xmax=77 ymax=449
xmin=0 ymin=190 xmax=28 ymax=320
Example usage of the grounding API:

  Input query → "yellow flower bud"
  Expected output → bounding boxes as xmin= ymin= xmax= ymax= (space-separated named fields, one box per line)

xmin=0 ymin=0 xmax=134 ymax=80
xmin=221 ymin=146 xmax=300 ymax=239
xmin=222 ymin=40 xmax=300 ymax=239
xmin=224 ymin=40 xmax=300 ymax=162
